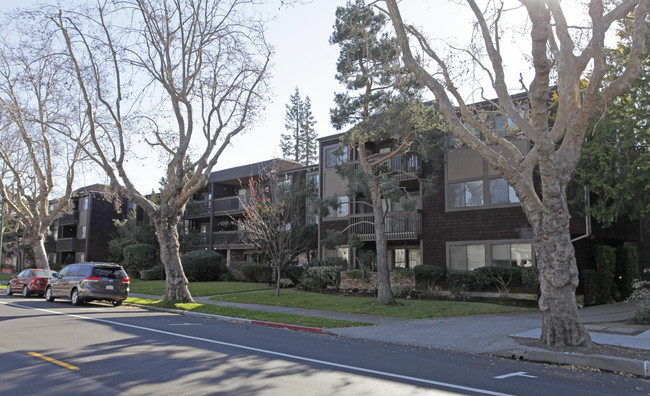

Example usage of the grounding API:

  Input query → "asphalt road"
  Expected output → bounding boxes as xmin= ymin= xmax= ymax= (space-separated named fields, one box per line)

xmin=1 ymin=295 xmax=648 ymax=395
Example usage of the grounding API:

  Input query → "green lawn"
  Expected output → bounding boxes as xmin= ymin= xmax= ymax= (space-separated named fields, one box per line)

xmin=210 ymin=289 xmax=535 ymax=319
xmin=0 ymin=274 xmax=13 ymax=282
xmin=125 ymin=297 xmax=372 ymax=329
xmin=129 ymin=280 xmax=274 ymax=296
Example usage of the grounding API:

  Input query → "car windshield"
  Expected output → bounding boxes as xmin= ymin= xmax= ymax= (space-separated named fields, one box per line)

xmin=34 ymin=270 xmax=55 ymax=277
xmin=92 ymin=267 xmax=126 ymax=279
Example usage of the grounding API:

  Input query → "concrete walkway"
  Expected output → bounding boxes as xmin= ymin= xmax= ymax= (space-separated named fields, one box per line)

xmin=130 ymin=293 xmax=650 ymax=377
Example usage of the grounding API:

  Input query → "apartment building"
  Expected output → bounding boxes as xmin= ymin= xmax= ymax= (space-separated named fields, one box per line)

xmin=45 ymin=184 xmax=126 ymax=265
xmin=317 ymin=129 xmax=647 ymax=274
xmin=181 ymin=158 xmax=317 ymax=266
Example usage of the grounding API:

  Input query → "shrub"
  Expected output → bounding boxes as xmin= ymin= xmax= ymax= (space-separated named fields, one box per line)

xmin=627 ymin=277 xmax=650 ymax=325
xmin=180 ymin=250 xmax=226 ymax=282
xmin=473 ymin=266 xmax=522 ymax=296
xmin=581 ymin=269 xmax=599 ymax=306
xmin=281 ymin=265 xmax=306 ymax=284
xmin=616 ymin=245 xmax=638 ymax=300
xmin=446 ymin=271 xmax=476 ymax=301
xmin=123 ymin=244 xmax=158 ymax=279
xmin=521 ymin=266 xmax=540 ymax=297
xmin=279 ymin=278 xmax=294 ymax=288
xmin=392 ymin=267 xmax=414 ymax=279
xmin=414 ymin=265 xmax=446 ymax=294
xmin=391 ymin=285 xmax=409 ymax=298
xmin=242 ymin=263 xmax=273 ymax=283
xmin=141 ymin=264 xmax=164 ymax=280
xmin=307 ymin=266 xmax=342 ymax=291
xmin=595 ymin=245 xmax=617 ymax=304
xmin=346 ymin=269 xmax=363 ymax=280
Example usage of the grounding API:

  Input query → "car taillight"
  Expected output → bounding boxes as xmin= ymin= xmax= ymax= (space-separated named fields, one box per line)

xmin=121 ymin=277 xmax=130 ymax=284
xmin=84 ymin=276 xmax=101 ymax=282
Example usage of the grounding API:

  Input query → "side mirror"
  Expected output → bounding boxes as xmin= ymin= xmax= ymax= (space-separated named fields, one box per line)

xmin=52 ymin=272 xmax=59 ymax=279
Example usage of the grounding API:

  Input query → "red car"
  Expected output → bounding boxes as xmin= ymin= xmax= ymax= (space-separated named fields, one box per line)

xmin=6 ymin=269 xmax=57 ymax=297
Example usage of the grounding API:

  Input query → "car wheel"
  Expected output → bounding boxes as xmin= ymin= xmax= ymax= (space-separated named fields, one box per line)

xmin=112 ymin=300 xmax=123 ymax=307
xmin=45 ymin=287 xmax=55 ymax=302
xmin=5 ymin=285 xmax=12 ymax=295
xmin=22 ymin=286 xmax=29 ymax=298
xmin=71 ymin=289 xmax=82 ymax=306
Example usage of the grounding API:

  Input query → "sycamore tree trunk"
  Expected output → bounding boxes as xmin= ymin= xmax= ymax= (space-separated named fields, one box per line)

xmin=154 ymin=214 xmax=193 ymax=302
xmin=533 ymin=197 xmax=591 ymax=346
xmin=25 ymin=230 xmax=50 ymax=270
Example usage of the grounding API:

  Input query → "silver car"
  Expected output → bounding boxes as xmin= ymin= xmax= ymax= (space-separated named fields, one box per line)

xmin=45 ymin=262 xmax=130 ymax=306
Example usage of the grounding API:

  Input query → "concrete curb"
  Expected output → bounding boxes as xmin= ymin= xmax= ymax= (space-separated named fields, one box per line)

xmin=493 ymin=347 xmax=650 ymax=378
xmin=130 ymin=303 xmax=325 ymax=334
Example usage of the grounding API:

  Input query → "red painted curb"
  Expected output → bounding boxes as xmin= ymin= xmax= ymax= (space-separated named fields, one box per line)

xmin=250 ymin=320 xmax=323 ymax=333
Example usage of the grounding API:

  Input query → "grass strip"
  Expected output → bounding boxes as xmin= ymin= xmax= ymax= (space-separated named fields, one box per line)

xmin=210 ymin=289 xmax=535 ymax=319
xmin=126 ymin=297 xmax=373 ymax=329
xmin=129 ymin=280 xmax=273 ymax=296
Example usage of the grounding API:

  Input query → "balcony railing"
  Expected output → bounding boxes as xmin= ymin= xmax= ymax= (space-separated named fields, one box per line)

xmin=185 ymin=200 xmax=211 ymax=218
xmin=56 ymin=238 xmax=78 ymax=251
xmin=212 ymin=231 xmax=251 ymax=248
xmin=58 ymin=211 xmax=79 ymax=225
xmin=348 ymin=212 xmax=421 ymax=241
xmin=353 ymin=153 xmax=421 ymax=181
xmin=213 ymin=196 xmax=243 ymax=213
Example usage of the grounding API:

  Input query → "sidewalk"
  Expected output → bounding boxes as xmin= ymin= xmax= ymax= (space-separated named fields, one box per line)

xmin=130 ymin=293 xmax=650 ymax=378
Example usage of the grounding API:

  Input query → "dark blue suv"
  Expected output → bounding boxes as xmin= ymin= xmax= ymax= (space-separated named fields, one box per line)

xmin=45 ymin=262 xmax=130 ymax=306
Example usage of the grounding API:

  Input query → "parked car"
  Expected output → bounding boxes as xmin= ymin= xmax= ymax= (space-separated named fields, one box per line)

xmin=6 ymin=269 xmax=57 ymax=297
xmin=45 ymin=262 xmax=130 ymax=306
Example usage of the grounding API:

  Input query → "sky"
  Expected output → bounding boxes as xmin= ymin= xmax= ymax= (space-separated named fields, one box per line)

xmin=0 ymin=0 xmax=450 ymax=193
xmin=1 ymin=0 xmax=585 ymax=194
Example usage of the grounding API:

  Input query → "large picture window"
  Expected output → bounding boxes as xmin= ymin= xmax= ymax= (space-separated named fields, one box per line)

xmin=447 ymin=240 xmax=533 ymax=270
xmin=446 ymin=142 xmax=529 ymax=211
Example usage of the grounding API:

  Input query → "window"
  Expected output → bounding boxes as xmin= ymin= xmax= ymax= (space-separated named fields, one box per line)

xmin=446 ymin=144 xmax=528 ymax=211
xmin=449 ymin=181 xmax=484 ymax=208
xmin=489 ymin=178 xmax=519 ymax=204
xmin=277 ymin=178 xmax=291 ymax=193
xmin=448 ymin=241 xmax=534 ymax=270
xmin=394 ymin=249 xmax=406 ymax=268
xmin=324 ymin=247 xmax=349 ymax=266
xmin=391 ymin=248 xmax=421 ymax=269
xmin=79 ymin=226 xmax=87 ymax=239
xmin=325 ymin=146 xmax=348 ymax=168
xmin=79 ymin=197 xmax=88 ymax=211
xmin=326 ymin=196 xmax=349 ymax=218
xmin=491 ymin=243 xmax=533 ymax=267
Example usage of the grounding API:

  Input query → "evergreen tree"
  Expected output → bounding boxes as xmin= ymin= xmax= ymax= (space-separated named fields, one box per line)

xmin=329 ymin=0 xmax=444 ymax=305
xmin=300 ymin=96 xmax=318 ymax=165
xmin=280 ymin=88 xmax=318 ymax=165
xmin=572 ymin=21 xmax=650 ymax=226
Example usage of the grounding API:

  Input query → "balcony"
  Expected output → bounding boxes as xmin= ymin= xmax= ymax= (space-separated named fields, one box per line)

xmin=56 ymin=238 xmax=77 ymax=251
xmin=353 ymin=153 xmax=421 ymax=181
xmin=213 ymin=196 xmax=243 ymax=214
xmin=58 ymin=211 xmax=79 ymax=225
xmin=185 ymin=200 xmax=211 ymax=218
xmin=212 ymin=231 xmax=252 ymax=249
xmin=348 ymin=212 xmax=421 ymax=241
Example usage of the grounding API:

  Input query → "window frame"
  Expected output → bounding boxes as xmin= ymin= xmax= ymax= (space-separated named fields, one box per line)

xmin=445 ymin=239 xmax=535 ymax=271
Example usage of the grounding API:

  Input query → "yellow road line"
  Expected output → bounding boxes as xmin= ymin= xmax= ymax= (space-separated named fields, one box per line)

xmin=28 ymin=352 xmax=79 ymax=370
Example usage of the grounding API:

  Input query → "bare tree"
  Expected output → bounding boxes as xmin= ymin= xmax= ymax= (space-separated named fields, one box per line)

xmin=384 ymin=0 xmax=649 ymax=346
xmin=0 ymin=17 xmax=85 ymax=270
xmin=49 ymin=0 xmax=271 ymax=301
xmin=237 ymin=164 xmax=317 ymax=296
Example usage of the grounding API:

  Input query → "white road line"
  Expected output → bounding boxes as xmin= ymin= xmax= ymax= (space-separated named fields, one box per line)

xmin=1 ymin=301 xmax=514 ymax=396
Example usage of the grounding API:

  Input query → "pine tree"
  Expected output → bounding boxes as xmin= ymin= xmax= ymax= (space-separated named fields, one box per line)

xmin=280 ymin=88 xmax=303 ymax=163
xmin=329 ymin=0 xmax=444 ymax=305
xmin=280 ymin=88 xmax=318 ymax=166
xmin=300 ymin=96 xmax=318 ymax=165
